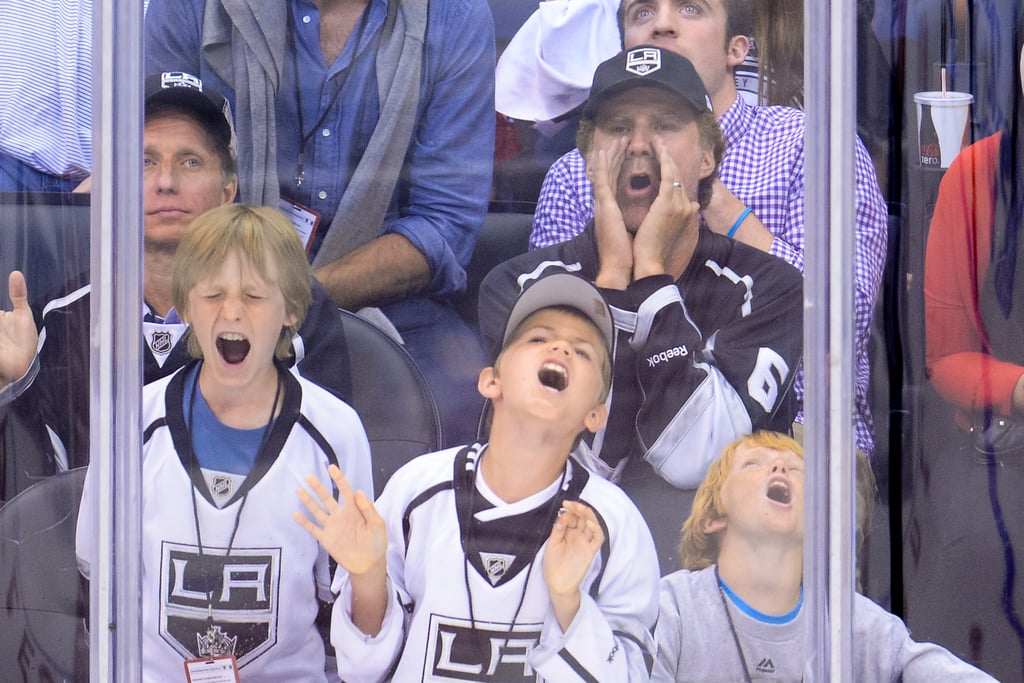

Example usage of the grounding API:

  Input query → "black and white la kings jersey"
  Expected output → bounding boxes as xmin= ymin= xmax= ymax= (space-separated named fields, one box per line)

xmin=76 ymin=365 xmax=373 ymax=683
xmin=478 ymin=224 xmax=804 ymax=489
xmin=330 ymin=443 xmax=660 ymax=682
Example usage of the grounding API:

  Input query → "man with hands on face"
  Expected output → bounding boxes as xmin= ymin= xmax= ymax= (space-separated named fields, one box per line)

xmin=530 ymin=0 xmax=888 ymax=462
xmin=297 ymin=273 xmax=660 ymax=683
xmin=479 ymin=47 xmax=804 ymax=492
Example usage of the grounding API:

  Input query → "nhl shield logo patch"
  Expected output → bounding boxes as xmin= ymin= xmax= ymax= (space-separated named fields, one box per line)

xmin=626 ymin=48 xmax=661 ymax=76
xmin=211 ymin=475 xmax=232 ymax=498
xmin=479 ymin=552 xmax=515 ymax=586
xmin=150 ymin=330 xmax=173 ymax=355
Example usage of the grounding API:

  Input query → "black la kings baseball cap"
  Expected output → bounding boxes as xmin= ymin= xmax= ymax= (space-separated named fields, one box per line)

xmin=582 ymin=46 xmax=714 ymax=121
xmin=144 ymin=71 xmax=235 ymax=155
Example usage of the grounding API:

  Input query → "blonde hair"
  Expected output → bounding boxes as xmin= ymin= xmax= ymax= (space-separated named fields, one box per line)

xmin=680 ymin=431 xmax=804 ymax=569
xmin=172 ymin=204 xmax=313 ymax=360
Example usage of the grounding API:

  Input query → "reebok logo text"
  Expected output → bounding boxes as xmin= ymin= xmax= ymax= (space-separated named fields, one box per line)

xmin=647 ymin=345 xmax=689 ymax=367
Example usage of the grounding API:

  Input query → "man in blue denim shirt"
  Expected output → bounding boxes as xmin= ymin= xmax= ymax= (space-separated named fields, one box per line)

xmin=145 ymin=0 xmax=497 ymax=447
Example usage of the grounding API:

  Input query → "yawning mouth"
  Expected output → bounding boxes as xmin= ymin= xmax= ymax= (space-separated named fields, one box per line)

xmin=216 ymin=333 xmax=250 ymax=365
xmin=766 ymin=480 xmax=792 ymax=505
xmin=538 ymin=362 xmax=568 ymax=392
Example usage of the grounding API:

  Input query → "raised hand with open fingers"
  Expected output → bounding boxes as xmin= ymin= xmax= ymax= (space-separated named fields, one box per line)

xmin=0 ymin=271 xmax=39 ymax=389
xmin=295 ymin=463 xmax=387 ymax=576
xmin=543 ymin=500 xmax=604 ymax=630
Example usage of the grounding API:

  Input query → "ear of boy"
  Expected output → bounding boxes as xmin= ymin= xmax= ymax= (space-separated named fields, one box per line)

xmin=703 ymin=515 xmax=727 ymax=535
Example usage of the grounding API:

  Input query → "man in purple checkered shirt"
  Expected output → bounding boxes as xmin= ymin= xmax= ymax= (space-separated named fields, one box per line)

xmin=530 ymin=0 xmax=889 ymax=461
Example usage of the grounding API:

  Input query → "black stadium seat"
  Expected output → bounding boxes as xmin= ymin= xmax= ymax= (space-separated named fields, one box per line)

xmin=337 ymin=309 xmax=442 ymax=496
xmin=0 ymin=467 xmax=88 ymax=681
xmin=455 ymin=210 xmax=534 ymax=330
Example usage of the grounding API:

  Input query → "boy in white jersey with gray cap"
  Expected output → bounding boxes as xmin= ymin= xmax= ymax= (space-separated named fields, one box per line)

xmin=297 ymin=273 xmax=660 ymax=682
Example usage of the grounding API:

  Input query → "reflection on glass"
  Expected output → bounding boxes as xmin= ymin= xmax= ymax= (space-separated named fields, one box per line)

xmin=910 ymin=7 xmax=1024 ymax=682
xmin=8 ymin=0 xmax=1024 ymax=680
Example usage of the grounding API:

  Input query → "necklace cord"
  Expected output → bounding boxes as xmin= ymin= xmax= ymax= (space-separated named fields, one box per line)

xmin=186 ymin=364 xmax=284 ymax=617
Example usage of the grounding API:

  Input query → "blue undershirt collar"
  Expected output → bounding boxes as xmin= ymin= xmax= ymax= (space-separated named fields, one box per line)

xmin=717 ymin=571 xmax=804 ymax=625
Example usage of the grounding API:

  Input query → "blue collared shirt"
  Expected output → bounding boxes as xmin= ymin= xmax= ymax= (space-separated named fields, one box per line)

xmin=144 ymin=0 xmax=496 ymax=298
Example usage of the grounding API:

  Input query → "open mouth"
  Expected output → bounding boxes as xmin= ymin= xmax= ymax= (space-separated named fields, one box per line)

xmin=538 ymin=362 xmax=568 ymax=392
xmin=216 ymin=333 xmax=250 ymax=365
xmin=629 ymin=173 xmax=652 ymax=191
xmin=766 ymin=480 xmax=792 ymax=505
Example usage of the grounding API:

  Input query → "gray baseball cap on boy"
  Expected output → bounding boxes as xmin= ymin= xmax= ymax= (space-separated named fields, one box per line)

xmin=503 ymin=273 xmax=615 ymax=353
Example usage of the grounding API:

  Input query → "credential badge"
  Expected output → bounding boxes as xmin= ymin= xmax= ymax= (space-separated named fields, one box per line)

xmin=626 ymin=48 xmax=661 ymax=76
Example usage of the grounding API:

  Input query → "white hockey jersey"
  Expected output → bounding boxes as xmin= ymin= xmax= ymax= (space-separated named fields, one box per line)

xmin=76 ymin=363 xmax=373 ymax=683
xmin=330 ymin=443 xmax=660 ymax=682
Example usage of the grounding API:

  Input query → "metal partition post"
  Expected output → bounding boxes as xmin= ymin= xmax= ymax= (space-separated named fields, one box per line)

xmin=89 ymin=0 xmax=144 ymax=680
xmin=803 ymin=0 xmax=858 ymax=680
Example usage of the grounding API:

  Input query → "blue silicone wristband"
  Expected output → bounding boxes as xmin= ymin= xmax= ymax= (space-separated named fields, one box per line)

xmin=727 ymin=207 xmax=752 ymax=238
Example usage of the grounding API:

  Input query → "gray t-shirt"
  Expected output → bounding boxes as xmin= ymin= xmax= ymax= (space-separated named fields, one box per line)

xmin=653 ymin=566 xmax=996 ymax=682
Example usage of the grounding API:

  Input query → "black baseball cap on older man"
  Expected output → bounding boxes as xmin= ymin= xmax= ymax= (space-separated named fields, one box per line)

xmin=144 ymin=71 xmax=235 ymax=155
xmin=582 ymin=46 xmax=714 ymax=121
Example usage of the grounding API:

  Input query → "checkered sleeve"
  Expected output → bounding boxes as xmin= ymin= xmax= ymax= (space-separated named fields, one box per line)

xmin=530 ymin=150 xmax=595 ymax=249
xmin=851 ymin=135 xmax=888 ymax=454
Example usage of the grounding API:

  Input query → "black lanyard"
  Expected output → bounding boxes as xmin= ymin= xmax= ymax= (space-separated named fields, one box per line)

xmin=290 ymin=1 xmax=371 ymax=191
xmin=716 ymin=566 xmax=755 ymax=683
xmin=461 ymin=449 xmax=569 ymax=650
xmin=715 ymin=566 xmax=805 ymax=683
xmin=185 ymin=365 xmax=283 ymax=620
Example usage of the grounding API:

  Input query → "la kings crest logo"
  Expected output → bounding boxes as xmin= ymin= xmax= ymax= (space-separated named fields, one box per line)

xmin=426 ymin=614 xmax=543 ymax=681
xmin=159 ymin=541 xmax=281 ymax=667
xmin=625 ymin=47 xmax=661 ymax=76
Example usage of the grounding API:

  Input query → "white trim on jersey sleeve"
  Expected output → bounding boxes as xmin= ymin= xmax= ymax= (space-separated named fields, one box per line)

xmin=329 ymin=574 xmax=405 ymax=683
xmin=75 ymin=458 xmax=98 ymax=579
xmin=644 ymin=365 xmax=753 ymax=489
xmin=532 ymin=593 xmax=656 ymax=681
xmin=630 ymin=284 xmax=697 ymax=349
xmin=0 ymin=354 xmax=39 ymax=406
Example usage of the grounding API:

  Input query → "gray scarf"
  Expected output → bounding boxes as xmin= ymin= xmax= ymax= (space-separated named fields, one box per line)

xmin=200 ymin=0 xmax=428 ymax=266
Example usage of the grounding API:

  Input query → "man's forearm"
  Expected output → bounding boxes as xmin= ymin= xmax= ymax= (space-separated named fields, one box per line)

xmin=313 ymin=233 xmax=432 ymax=310
xmin=703 ymin=179 xmax=774 ymax=252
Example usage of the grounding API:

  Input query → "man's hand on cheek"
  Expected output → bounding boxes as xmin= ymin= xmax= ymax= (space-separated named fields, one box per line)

xmin=589 ymin=140 xmax=634 ymax=290
xmin=633 ymin=140 xmax=700 ymax=280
